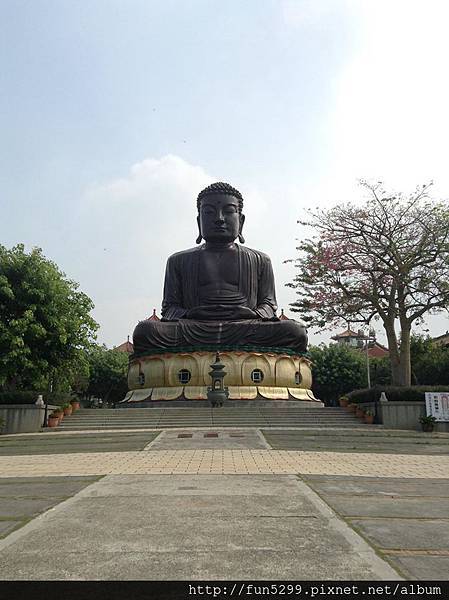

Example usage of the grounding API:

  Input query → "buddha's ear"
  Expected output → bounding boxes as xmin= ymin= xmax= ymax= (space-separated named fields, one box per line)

xmin=196 ymin=215 xmax=203 ymax=244
xmin=238 ymin=213 xmax=245 ymax=244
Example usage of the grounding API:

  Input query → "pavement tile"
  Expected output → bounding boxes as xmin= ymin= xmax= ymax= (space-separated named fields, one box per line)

xmin=0 ymin=474 xmax=398 ymax=580
xmin=1 ymin=427 xmax=449 ymax=581
xmin=387 ymin=556 xmax=449 ymax=581
xmin=0 ymin=521 xmax=21 ymax=537
xmin=0 ymin=498 xmax=64 ymax=518
xmin=0 ymin=549 xmax=387 ymax=581
xmin=319 ymin=496 xmax=449 ymax=519
xmin=303 ymin=477 xmax=449 ymax=497
xmin=350 ymin=518 xmax=449 ymax=550
xmin=1 ymin=449 xmax=449 ymax=478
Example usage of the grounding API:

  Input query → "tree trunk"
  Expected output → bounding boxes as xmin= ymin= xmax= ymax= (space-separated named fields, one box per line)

xmin=384 ymin=320 xmax=412 ymax=387
xmin=397 ymin=325 xmax=412 ymax=386
xmin=384 ymin=320 xmax=403 ymax=386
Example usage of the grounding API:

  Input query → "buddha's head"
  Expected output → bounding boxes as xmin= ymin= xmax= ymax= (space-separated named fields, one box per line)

xmin=196 ymin=182 xmax=245 ymax=244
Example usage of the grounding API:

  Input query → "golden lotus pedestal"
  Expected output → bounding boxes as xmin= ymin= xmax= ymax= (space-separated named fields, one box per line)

xmin=122 ymin=350 xmax=321 ymax=405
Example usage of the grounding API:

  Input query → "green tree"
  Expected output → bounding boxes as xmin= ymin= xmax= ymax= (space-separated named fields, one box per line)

xmin=410 ymin=334 xmax=449 ymax=385
xmin=370 ymin=356 xmax=392 ymax=387
xmin=288 ymin=182 xmax=449 ymax=386
xmin=86 ymin=345 xmax=129 ymax=405
xmin=309 ymin=344 xmax=367 ymax=404
xmin=0 ymin=244 xmax=98 ymax=390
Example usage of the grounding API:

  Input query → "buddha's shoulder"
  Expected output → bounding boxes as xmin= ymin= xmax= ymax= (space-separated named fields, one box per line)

xmin=166 ymin=246 xmax=202 ymax=262
xmin=240 ymin=245 xmax=272 ymax=262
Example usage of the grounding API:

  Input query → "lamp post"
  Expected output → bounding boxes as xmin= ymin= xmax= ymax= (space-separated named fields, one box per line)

xmin=207 ymin=352 xmax=229 ymax=407
xmin=359 ymin=329 xmax=376 ymax=389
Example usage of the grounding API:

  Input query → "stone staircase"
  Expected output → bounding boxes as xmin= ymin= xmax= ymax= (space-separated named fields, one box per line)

xmin=56 ymin=407 xmax=370 ymax=431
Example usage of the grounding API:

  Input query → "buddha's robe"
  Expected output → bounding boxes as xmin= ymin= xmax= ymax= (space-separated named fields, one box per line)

xmin=133 ymin=244 xmax=307 ymax=354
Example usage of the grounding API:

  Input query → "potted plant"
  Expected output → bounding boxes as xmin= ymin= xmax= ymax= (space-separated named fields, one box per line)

xmin=419 ymin=415 xmax=436 ymax=433
xmin=53 ymin=407 xmax=63 ymax=422
xmin=70 ymin=399 xmax=80 ymax=411
xmin=364 ymin=409 xmax=374 ymax=425
xmin=347 ymin=403 xmax=356 ymax=413
xmin=47 ymin=412 xmax=60 ymax=428
xmin=355 ymin=406 xmax=365 ymax=419
xmin=62 ymin=402 xmax=73 ymax=416
xmin=338 ymin=396 xmax=349 ymax=408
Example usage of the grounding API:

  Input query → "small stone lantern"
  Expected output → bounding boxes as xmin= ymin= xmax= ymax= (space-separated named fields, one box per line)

xmin=207 ymin=352 xmax=229 ymax=407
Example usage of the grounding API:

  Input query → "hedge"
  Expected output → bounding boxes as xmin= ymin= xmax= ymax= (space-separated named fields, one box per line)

xmin=0 ymin=391 xmax=75 ymax=406
xmin=347 ymin=385 xmax=449 ymax=404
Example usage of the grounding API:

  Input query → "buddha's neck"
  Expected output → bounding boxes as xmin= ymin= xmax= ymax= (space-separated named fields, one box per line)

xmin=204 ymin=241 xmax=236 ymax=251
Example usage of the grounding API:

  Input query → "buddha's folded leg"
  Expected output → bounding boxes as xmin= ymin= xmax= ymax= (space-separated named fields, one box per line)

xmin=133 ymin=320 xmax=182 ymax=353
xmin=236 ymin=319 xmax=308 ymax=352
xmin=133 ymin=318 xmax=308 ymax=353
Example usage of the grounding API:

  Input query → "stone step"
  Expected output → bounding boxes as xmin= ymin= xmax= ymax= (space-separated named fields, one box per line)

xmin=55 ymin=407 xmax=366 ymax=430
xmin=61 ymin=416 xmax=360 ymax=423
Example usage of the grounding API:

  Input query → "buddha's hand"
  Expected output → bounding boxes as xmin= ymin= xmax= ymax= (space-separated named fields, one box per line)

xmin=185 ymin=306 xmax=218 ymax=319
xmin=230 ymin=306 xmax=259 ymax=320
xmin=185 ymin=305 xmax=258 ymax=320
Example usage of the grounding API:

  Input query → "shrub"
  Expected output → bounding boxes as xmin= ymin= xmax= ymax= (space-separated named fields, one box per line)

xmin=0 ymin=391 xmax=40 ymax=405
xmin=0 ymin=390 xmax=76 ymax=406
xmin=347 ymin=385 xmax=449 ymax=404
xmin=309 ymin=344 xmax=367 ymax=404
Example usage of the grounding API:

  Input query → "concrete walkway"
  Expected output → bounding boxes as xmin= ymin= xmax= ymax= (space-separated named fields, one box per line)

xmin=0 ymin=427 xmax=448 ymax=580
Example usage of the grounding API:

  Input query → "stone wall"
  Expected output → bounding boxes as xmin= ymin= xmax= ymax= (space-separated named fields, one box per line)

xmin=0 ymin=405 xmax=45 ymax=434
xmin=378 ymin=400 xmax=448 ymax=432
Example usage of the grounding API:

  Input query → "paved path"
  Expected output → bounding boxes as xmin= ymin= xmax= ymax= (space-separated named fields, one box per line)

xmin=0 ymin=474 xmax=399 ymax=580
xmin=0 ymin=427 xmax=448 ymax=580
xmin=0 ymin=448 xmax=448 ymax=478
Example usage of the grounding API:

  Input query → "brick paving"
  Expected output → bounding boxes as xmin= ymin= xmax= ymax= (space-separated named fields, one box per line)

xmin=1 ymin=449 xmax=448 ymax=478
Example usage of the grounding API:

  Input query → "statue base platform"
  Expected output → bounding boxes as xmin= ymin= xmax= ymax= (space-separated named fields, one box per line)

xmin=123 ymin=349 xmax=320 ymax=405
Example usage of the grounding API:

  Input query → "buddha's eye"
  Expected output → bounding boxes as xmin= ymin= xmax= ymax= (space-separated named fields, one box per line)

xmin=202 ymin=207 xmax=215 ymax=216
xmin=223 ymin=206 xmax=238 ymax=214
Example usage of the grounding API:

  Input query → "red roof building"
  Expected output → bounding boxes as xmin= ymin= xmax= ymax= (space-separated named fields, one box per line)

xmin=331 ymin=328 xmax=363 ymax=348
xmin=331 ymin=328 xmax=389 ymax=358
xmin=114 ymin=336 xmax=134 ymax=354
xmin=366 ymin=342 xmax=389 ymax=359
xmin=279 ymin=309 xmax=290 ymax=321
xmin=115 ymin=310 xmax=161 ymax=354
xmin=433 ymin=331 xmax=449 ymax=347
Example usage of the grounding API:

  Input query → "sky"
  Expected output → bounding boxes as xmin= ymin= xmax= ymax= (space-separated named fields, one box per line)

xmin=1 ymin=0 xmax=449 ymax=348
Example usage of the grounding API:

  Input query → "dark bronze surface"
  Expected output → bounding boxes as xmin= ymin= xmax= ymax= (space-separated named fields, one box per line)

xmin=133 ymin=182 xmax=307 ymax=354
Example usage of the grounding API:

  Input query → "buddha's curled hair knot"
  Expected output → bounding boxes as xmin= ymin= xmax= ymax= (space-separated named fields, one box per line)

xmin=197 ymin=182 xmax=244 ymax=213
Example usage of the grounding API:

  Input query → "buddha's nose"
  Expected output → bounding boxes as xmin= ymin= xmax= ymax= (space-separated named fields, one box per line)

xmin=215 ymin=211 xmax=225 ymax=223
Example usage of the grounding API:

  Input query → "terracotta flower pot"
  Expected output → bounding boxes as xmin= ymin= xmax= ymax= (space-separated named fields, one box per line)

xmin=339 ymin=398 xmax=349 ymax=408
xmin=356 ymin=408 xmax=365 ymax=419
xmin=347 ymin=404 xmax=356 ymax=413
xmin=63 ymin=405 xmax=73 ymax=416
xmin=48 ymin=416 xmax=59 ymax=428
xmin=53 ymin=411 xmax=63 ymax=421
xmin=70 ymin=401 xmax=80 ymax=411
xmin=364 ymin=414 xmax=374 ymax=424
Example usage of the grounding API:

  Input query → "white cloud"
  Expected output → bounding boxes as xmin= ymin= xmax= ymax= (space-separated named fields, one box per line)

xmin=78 ymin=155 xmax=214 ymax=346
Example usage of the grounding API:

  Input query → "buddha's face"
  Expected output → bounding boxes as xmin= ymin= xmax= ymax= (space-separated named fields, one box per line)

xmin=198 ymin=194 xmax=244 ymax=243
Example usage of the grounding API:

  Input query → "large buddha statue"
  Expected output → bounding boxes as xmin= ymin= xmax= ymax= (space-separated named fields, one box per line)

xmin=133 ymin=182 xmax=307 ymax=354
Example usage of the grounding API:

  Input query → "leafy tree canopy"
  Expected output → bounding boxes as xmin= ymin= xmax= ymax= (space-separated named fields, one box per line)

xmin=86 ymin=345 xmax=129 ymax=405
xmin=0 ymin=244 xmax=98 ymax=389
xmin=410 ymin=334 xmax=449 ymax=386
xmin=288 ymin=182 xmax=449 ymax=385
xmin=309 ymin=343 xmax=367 ymax=404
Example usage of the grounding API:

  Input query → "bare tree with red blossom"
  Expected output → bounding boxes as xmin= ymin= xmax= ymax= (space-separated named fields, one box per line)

xmin=288 ymin=181 xmax=449 ymax=386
